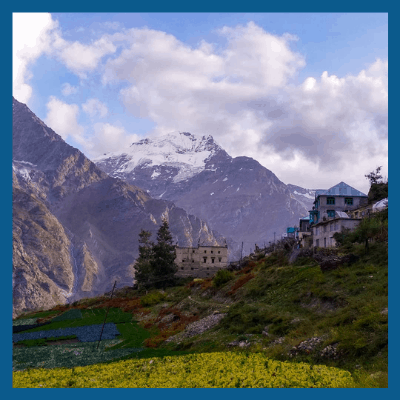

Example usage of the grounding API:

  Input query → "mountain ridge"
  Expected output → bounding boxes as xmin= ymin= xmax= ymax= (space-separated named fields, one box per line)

xmin=12 ymin=98 xmax=223 ymax=317
xmin=95 ymin=131 xmax=314 ymax=258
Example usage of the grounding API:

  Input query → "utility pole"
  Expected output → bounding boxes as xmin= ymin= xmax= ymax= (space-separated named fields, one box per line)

xmin=274 ymin=232 xmax=276 ymax=251
xmin=96 ymin=280 xmax=117 ymax=350
xmin=240 ymin=242 xmax=243 ymax=263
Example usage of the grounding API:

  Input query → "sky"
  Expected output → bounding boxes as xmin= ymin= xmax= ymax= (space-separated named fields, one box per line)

xmin=12 ymin=12 xmax=388 ymax=194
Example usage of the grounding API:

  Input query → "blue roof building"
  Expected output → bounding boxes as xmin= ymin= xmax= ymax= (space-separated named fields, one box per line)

xmin=309 ymin=181 xmax=368 ymax=225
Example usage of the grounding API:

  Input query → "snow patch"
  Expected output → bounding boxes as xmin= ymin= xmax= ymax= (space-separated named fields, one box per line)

xmin=151 ymin=170 xmax=161 ymax=179
xmin=95 ymin=131 xmax=222 ymax=183
xmin=223 ymin=177 xmax=228 ymax=181
xmin=293 ymin=190 xmax=315 ymax=200
xmin=210 ymin=192 xmax=214 ymax=196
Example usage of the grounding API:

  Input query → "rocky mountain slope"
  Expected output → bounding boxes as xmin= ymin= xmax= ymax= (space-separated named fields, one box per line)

xmin=95 ymin=132 xmax=314 ymax=259
xmin=12 ymin=99 xmax=223 ymax=317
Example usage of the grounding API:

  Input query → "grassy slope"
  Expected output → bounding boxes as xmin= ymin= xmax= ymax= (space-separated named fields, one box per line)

xmin=13 ymin=241 xmax=388 ymax=387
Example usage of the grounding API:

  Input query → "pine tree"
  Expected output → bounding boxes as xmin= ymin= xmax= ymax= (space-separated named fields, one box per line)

xmin=150 ymin=219 xmax=178 ymax=289
xmin=134 ymin=229 xmax=154 ymax=290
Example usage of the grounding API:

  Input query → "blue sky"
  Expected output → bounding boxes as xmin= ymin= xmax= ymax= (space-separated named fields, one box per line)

xmin=13 ymin=12 xmax=388 ymax=193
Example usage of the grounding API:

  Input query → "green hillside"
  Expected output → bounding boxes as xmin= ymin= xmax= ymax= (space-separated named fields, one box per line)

xmin=13 ymin=211 xmax=388 ymax=388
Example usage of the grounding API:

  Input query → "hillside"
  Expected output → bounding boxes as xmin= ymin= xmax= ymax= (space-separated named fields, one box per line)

xmin=13 ymin=218 xmax=388 ymax=387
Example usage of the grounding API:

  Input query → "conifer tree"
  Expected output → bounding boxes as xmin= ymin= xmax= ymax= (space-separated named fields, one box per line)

xmin=134 ymin=229 xmax=154 ymax=290
xmin=150 ymin=218 xmax=178 ymax=289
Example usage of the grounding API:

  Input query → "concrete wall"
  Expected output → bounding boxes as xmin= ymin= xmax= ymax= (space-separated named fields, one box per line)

xmin=312 ymin=218 xmax=361 ymax=248
xmin=175 ymin=245 xmax=228 ymax=278
xmin=317 ymin=195 xmax=368 ymax=218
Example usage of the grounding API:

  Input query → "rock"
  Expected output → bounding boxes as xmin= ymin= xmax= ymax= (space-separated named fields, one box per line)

xmin=289 ymin=336 xmax=327 ymax=356
xmin=269 ymin=337 xmax=285 ymax=346
xmin=166 ymin=313 xmax=226 ymax=343
xmin=262 ymin=325 xmax=270 ymax=336
xmin=320 ymin=343 xmax=340 ymax=359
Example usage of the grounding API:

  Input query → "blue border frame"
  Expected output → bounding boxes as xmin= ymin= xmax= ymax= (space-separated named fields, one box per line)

xmin=3 ymin=2 xmax=394 ymax=398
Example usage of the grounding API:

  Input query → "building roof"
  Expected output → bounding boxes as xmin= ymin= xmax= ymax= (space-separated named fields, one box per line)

xmin=335 ymin=211 xmax=350 ymax=219
xmin=316 ymin=182 xmax=367 ymax=198
xmin=373 ymin=198 xmax=388 ymax=211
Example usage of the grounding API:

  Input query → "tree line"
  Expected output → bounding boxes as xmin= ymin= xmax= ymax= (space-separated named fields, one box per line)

xmin=134 ymin=219 xmax=178 ymax=290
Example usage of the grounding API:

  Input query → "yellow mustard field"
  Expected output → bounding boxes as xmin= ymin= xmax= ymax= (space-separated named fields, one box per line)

xmin=13 ymin=352 xmax=354 ymax=388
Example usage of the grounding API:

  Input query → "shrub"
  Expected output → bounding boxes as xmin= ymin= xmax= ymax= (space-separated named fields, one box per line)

xmin=212 ymin=269 xmax=234 ymax=288
xmin=140 ymin=291 xmax=167 ymax=307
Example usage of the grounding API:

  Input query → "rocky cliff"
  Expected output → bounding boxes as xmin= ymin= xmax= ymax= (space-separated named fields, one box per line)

xmin=12 ymin=98 xmax=222 ymax=317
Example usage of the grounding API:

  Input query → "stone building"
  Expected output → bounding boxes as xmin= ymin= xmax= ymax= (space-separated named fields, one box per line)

xmin=309 ymin=181 xmax=368 ymax=225
xmin=298 ymin=216 xmax=312 ymax=248
xmin=309 ymin=182 xmax=368 ymax=248
xmin=312 ymin=211 xmax=361 ymax=248
xmin=175 ymin=245 xmax=228 ymax=278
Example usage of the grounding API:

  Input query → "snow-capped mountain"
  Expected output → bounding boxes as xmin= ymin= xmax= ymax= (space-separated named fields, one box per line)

xmin=286 ymin=184 xmax=316 ymax=213
xmin=95 ymin=132 xmax=314 ymax=259
xmin=95 ymin=132 xmax=230 ymax=195
xmin=12 ymin=100 xmax=222 ymax=317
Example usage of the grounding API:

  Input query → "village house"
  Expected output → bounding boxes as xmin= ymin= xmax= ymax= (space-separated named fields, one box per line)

xmin=313 ymin=211 xmax=361 ymax=248
xmin=309 ymin=182 xmax=369 ymax=248
xmin=175 ymin=245 xmax=228 ymax=278
xmin=348 ymin=197 xmax=388 ymax=219
xmin=298 ymin=216 xmax=313 ymax=248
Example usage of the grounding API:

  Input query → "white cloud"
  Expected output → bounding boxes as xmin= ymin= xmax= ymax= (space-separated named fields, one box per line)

xmin=61 ymin=82 xmax=78 ymax=96
xmin=14 ymin=16 xmax=386 ymax=195
xmin=100 ymin=23 xmax=387 ymax=194
xmin=13 ymin=13 xmax=58 ymax=103
xmin=52 ymin=34 xmax=116 ymax=78
xmin=82 ymin=98 xmax=108 ymax=118
xmin=44 ymin=96 xmax=85 ymax=145
xmin=89 ymin=123 xmax=140 ymax=157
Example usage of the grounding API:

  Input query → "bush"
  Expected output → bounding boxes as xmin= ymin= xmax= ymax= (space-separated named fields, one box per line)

xmin=140 ymin=291 xmax=167 ymax=307
xmin=212 ymin=269 xmax=234 ymax=288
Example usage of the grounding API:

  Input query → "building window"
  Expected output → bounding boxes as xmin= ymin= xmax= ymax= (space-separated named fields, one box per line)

xmin=192 ymin=260 xmax=194 ymax=263
xmin=218 ymin=251 xmax=220 ymax=254
xmin=327 ymin=197 xmax=335 ymax=205
xmin=345 ymin=197 xmax=353 ymax=205
xmin=330 ymin=223 xmax=334 ymax=232
xmin=315 ymin=227 xmax=319 ymax=235
xmin=316 ymin=239 xmax=319 ymax=247
xmin=203 ymin=257 xmax=207 ymax=263
xmin=324 ymin=238 xmax=327 ymax=247
xmin=207 ymin=267 xmax=209 ymax=270
xmin=211 ymin=251 xmax=213 ymax=254
xmin=204 ymin=250 xmax=206 ymax=253
xmin=191 ymin=267 xmax=194 ymax=270
xmin=219 ymin=258 xmax=222 ymax=262
xmin=327 ymin=210 xmax=335 ymax=218
xmin=324 ymin=225 xmax=327 ymax=233
xmin=211 ymin=258 xmax=215 ymax=264
xmin=193 ymin=250 xmax=195 ymax=253
xmin=181 ymin=267 xmax=184 ymax=270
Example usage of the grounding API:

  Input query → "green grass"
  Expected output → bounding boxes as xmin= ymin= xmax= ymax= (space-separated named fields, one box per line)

xmin=21 ymin=308 xmax=134 ymax=333
xmin=12 ymin=240 xmax=387 ymax=387
xmin=15 ymin=335 xmax=78 ymax=347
